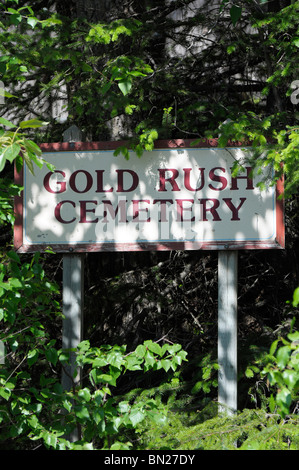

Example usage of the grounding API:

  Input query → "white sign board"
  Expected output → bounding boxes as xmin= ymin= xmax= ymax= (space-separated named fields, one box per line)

xmin=14 ymin=141 xmax=284 ymax=252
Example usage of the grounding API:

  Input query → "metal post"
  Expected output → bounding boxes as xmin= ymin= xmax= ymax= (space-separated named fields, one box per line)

xmin=218 ymin=250 xmax=238 ymax=415
xmin=61 ymin=125 xmax=84 ymax=442
xmin=62 ymin=253 xmax=84 ymax=391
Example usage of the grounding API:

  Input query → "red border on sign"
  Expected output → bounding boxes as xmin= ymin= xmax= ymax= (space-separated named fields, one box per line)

xmin=14 ymin=139 xmax=285 ymax=253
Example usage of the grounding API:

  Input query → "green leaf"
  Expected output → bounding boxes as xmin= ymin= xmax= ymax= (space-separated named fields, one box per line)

xmin=148 ymin=410 xmax=167 ymax=425
xmin=129 ymin=408 xmax=145 ymax=426
xmin=9 ymin=277 xmax=23 ymax=288
xmin=7 ymin=8 xmax=19 ymax=14
xmin=27 ymin=349 xmax=39 ymax=366
xmin=177 ymin=350 xmax=188 ymax=363
xmin=78 ymin=387 xmax=91 ymax=402
xmin=3 ymin=143 xmax=21 ymax=163
xmin=106 ymin=350 xmax=125 ymax=369
xmin=240 ymin=440 xmax=262 ymax=450
xmin=0 ymin=88 xmax=17 ymax=99
xmin=27 ymin=17 xmax=39 ymax=29
xmin=0 ymin=117 xmax=16 ymax=129
xmin=110 ymin=441 xmax=132 ymax=450
xmin=23 ymin=139 xmax=42 ymax=156
xmin=118 ymin=79 xmax=132 ymax=96
xmin=144 ymin=350 xmax=155 ymax=367
xmin=162 ymin=343 xmax=181 ymax=355
xmin=292 ymin=287 xmax=299 ymax=307
xmin=45 ymin=348 xmax=58 ymax=366
xmin=28 ymin=151 xmax=44 ymax=169
xmin=75 ymin=404 xmax=90 ymax=420
xmin=19 ymin=119 xmax=49 ymax=129
xmin=288 ymin=331 xmax=299 ymax=342
xmin=77 ymin=339 xmax=90 ymax=352
xmin=145 ymin=340 xmax=162 ymax=356
xmin=276 ymin=387 xmax=292 ymax=417
xmin=28 ymin=414 xmax=39 ymax=429
xmin=7 ymin=251 xmax=20 ymax=263
xmin=191 ymin=381 xmax=203 ymax=394
xmin=276 ymin=346 xmax=291 ymax=369
xmin=23 ymin=151 xmax=34 ymax=174
xmin=227 ymin=44 xmax=236 ymax=54
xmin=44 ymin=432 xmax=58 ymax=449
xmin=270 ymin=339 xmax=279 ymax=356
xmin=62 ymin=399 xmax=72 ymax=413
xmin=0 ymin=386 xmax=11 ymax=400
xmin=118 ymin=401 xmax=130 ymax=414
xmin=101 ymin=80 xmax=113 ymax=95
xmin=125 ymin=104 xmax=136 ymax=115
xmin=9 ymin=13 xmax=22 ymax=25
xmin=135 ymin=344 xmax=146 ymax=358
xmin=90 ymin=369 xmax=116 ymax=386
xmin=125 ymin=354 xmax=142 ymax=371
xmin=245 ymin=367 xmax=254 ymax=378
xmin=230 ymin=5 xmax=242 ymax=25
xmin=282 ymin=370 xmax=298 ymax=391
xmin=161 ymin=359 xmax=172 ymax=372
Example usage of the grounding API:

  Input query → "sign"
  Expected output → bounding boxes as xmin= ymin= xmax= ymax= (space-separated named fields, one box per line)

xmin=14 ymin=140 xmax=284 ymax=253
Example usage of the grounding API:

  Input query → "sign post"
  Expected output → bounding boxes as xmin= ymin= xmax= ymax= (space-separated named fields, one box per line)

xmin=61 ymin=126 xmax=84 ymax=442
xmin=218 ymin=250 xmax=238 ymax=415
xmin=14 ymin=139 xmax=284 ymax=418
xmin=61 ymin=254 xmax=84 ymax=387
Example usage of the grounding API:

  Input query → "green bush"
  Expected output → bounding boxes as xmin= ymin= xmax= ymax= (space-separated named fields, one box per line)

xmin=262 ymin=319 xmax=299 ymax=419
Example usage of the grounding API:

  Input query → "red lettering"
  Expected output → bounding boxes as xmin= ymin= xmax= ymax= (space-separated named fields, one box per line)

xmin=223 ymin=198 xmax=246 ymax=220
xmin=176 ymin=199 xmax=195 ymax=222
xmin=183 ymin=168 xmax=205 ymax=191
xmin=54 ymin=200 xmax=76 ymax=224
xmin=69 ymin=170 xmax=93 ymax=193
xmin=95 ymin=170 xmax=113 ymax=193
xmin=230 ymin=167 xmax=254 ymax=190
xmin=79 ymin=200 xmax=98 ymax=223
xmin=153 ymin=199 xmax=173 ymax=222
xmin=208 ymin=167 xmax=227 ymax=191
xmin=132 ymin=200 xmax=151 ymax=222
xmin=158 ymin=169 xmax=180 ymax=191
xmin=44 ymin=171 xmax=66 ymax=194
xmin=116 ymin=169 xmax=139 ymax=192
xmin=199 ymin=198 xmax=221 ymax=221
xmin=102 ymin=200 xmax=128 ymax=222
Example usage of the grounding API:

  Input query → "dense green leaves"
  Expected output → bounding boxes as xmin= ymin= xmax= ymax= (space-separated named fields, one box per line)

xmin=50 ymin=339 xmax=187 ymax=449
xmin=0 ymin=250 xmax=189 ymax=451
xmin=262 ymin=324 xmax=299 ymax=418
xmin=0 ymin=247 xmax=63 ymax=448
xmin=216 ymin=113 xmax=299 ymax=197
xmin=0 ymin=116 xmax=52 ymax=174
xmin=0 ymin=0 xmax=296 ymax=165
xmin=0 ymin=0 xmax=298 ymax=451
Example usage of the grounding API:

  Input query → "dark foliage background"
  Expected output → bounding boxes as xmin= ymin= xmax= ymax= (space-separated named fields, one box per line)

xmin=0 ymin=0 xmax=298 ymax=429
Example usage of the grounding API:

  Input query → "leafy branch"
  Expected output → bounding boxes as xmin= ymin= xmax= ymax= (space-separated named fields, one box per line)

xmin=0 ymin=117 xmax=53 ymax=174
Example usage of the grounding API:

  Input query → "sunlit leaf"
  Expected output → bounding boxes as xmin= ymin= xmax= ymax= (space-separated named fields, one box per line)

xmin=118 ymin=79 xmax=132 ymax=96
xmin=19 ymin=119 xmax=49 ymax=129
